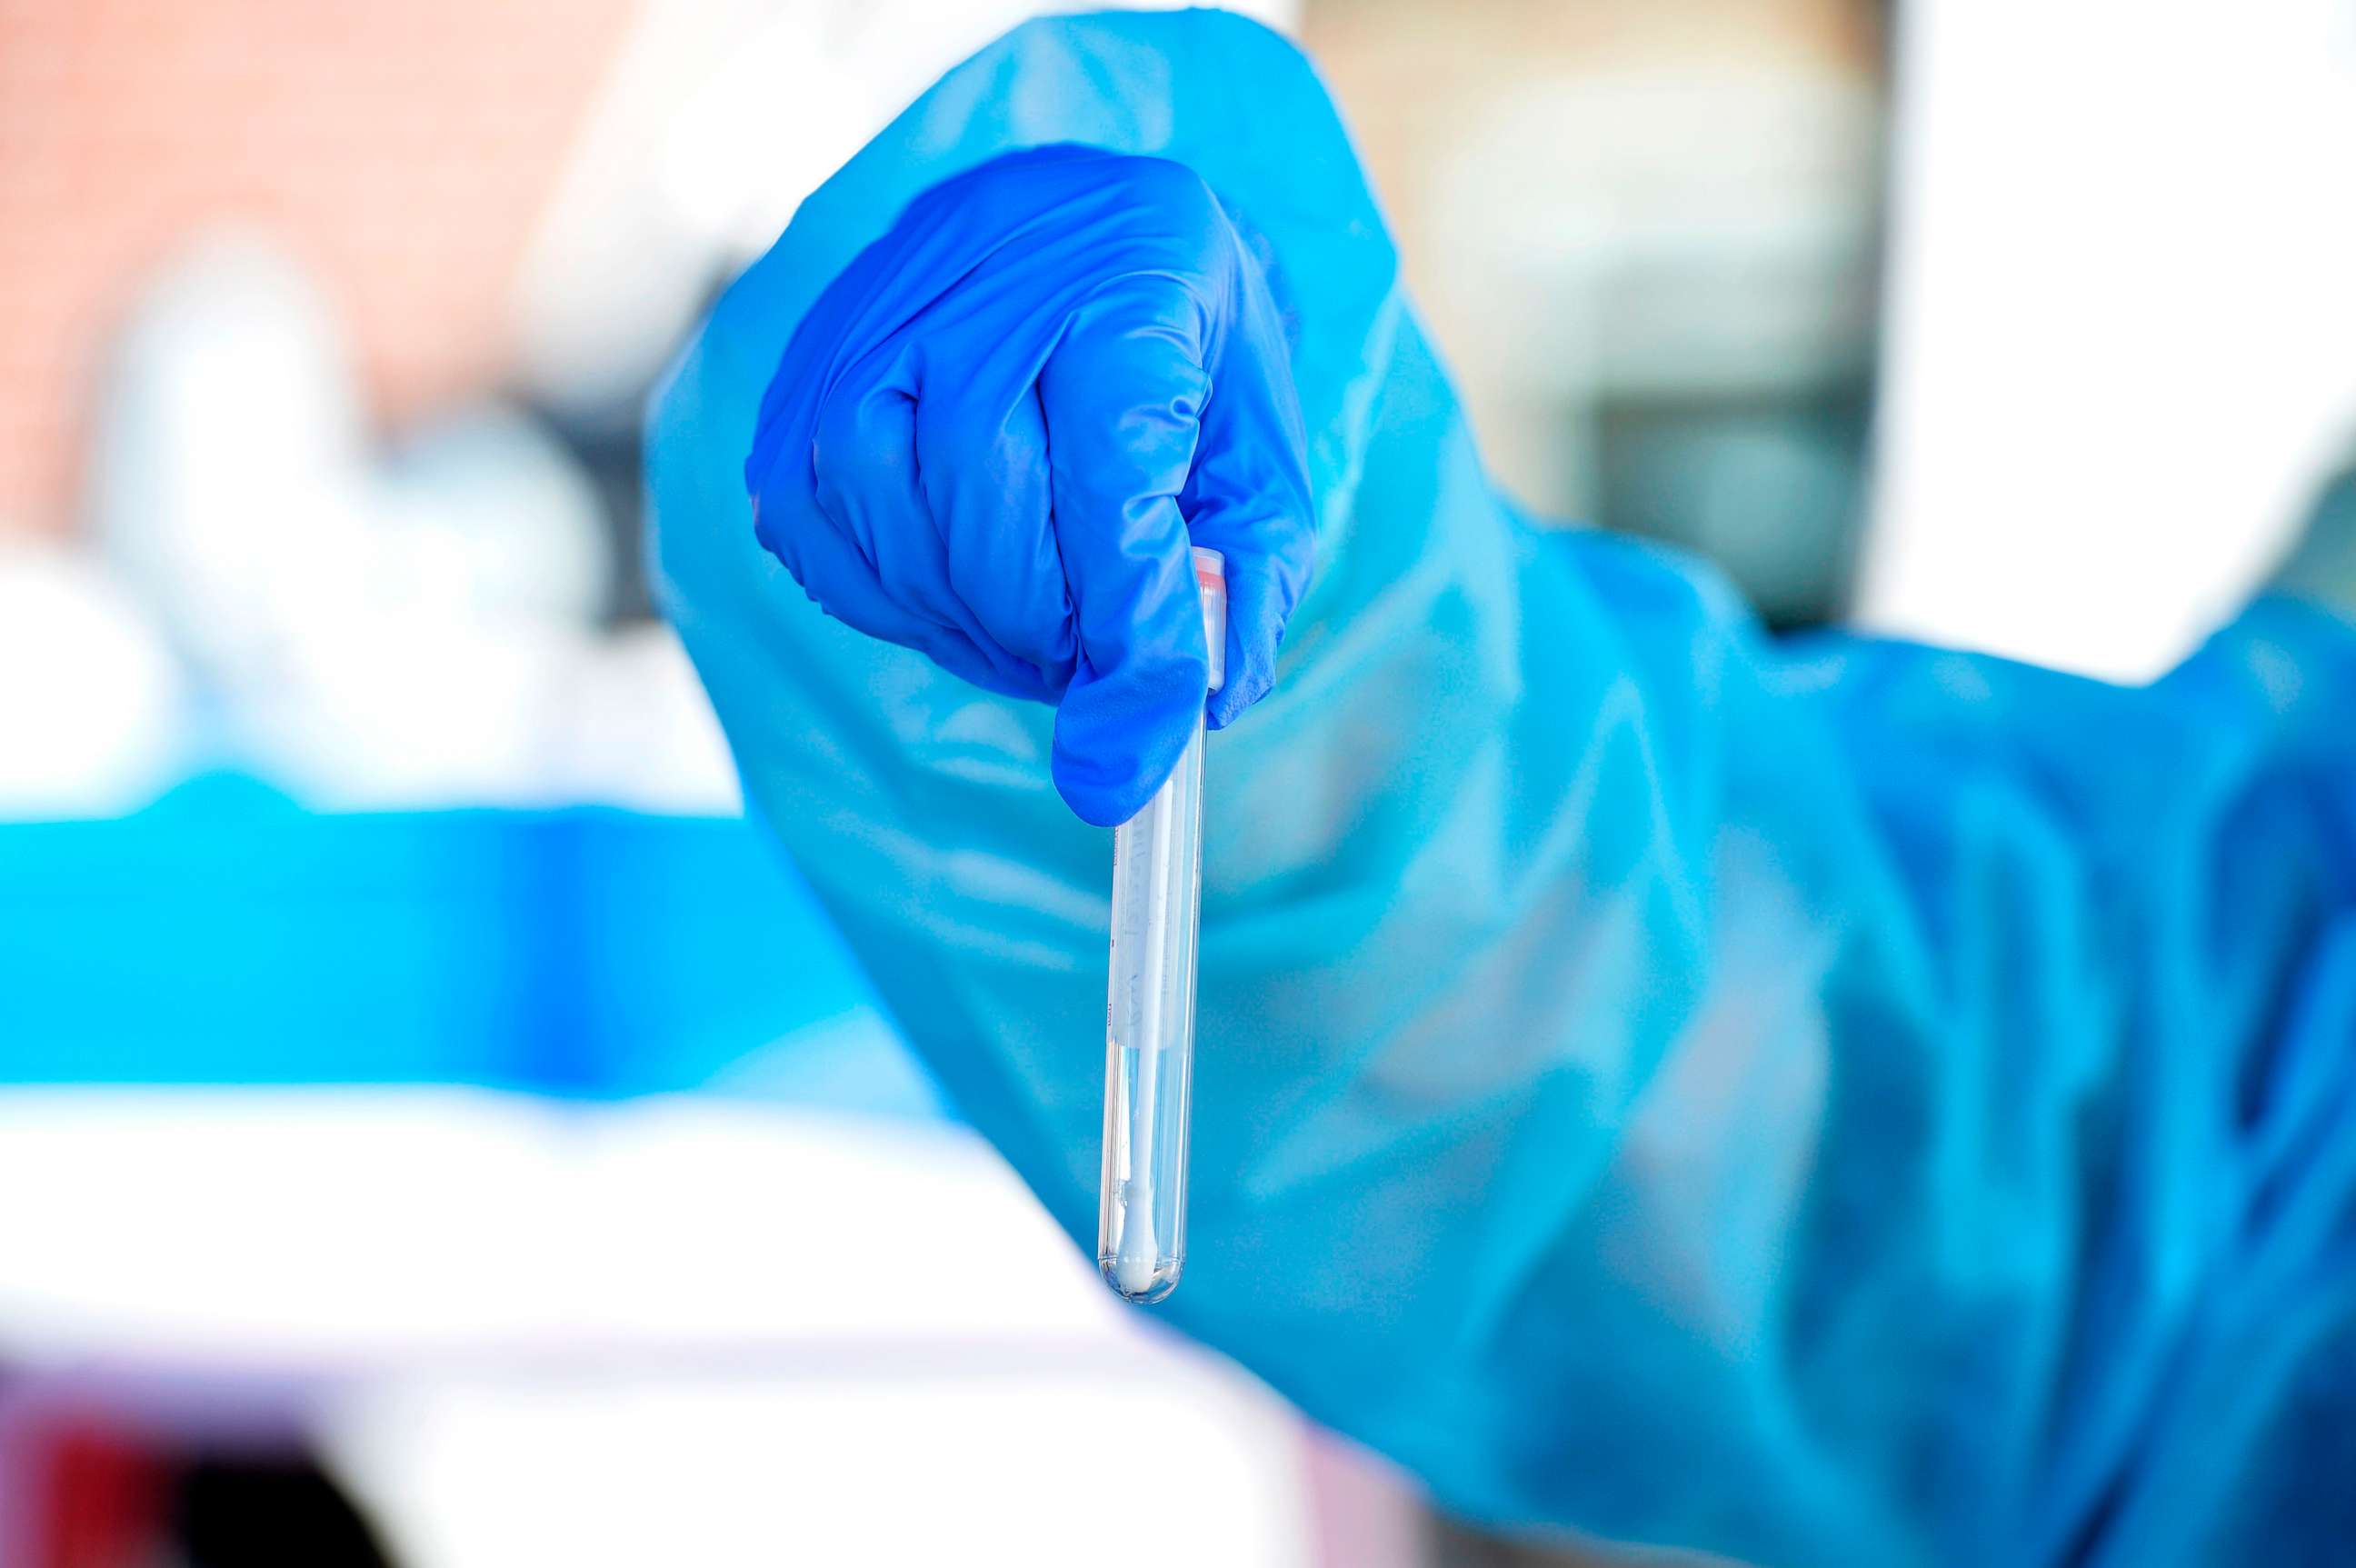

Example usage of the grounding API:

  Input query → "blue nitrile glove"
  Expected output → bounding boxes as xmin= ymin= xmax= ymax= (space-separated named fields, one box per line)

xmin=741 ymin=145 xmax=1313 ymax=826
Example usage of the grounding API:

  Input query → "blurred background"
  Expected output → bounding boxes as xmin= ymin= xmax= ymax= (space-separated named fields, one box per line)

xmin=3 ymin=0 xmax=2354 ymax=1563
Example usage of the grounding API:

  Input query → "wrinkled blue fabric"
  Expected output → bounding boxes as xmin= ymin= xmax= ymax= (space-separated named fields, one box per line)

xmin=743 ymin=143 xmax=1311 ymax=825
xmin=648 ymin=12 xmax=2356 ymax=1566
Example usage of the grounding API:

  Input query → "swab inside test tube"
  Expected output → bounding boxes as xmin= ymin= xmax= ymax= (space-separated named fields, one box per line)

xmin=1099 ymin=546 xmax=1224 ymax=1304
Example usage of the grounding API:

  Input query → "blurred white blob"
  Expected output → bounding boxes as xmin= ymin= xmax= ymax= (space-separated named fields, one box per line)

xmin=554 ymin=624 xmax=741 ymax=814
xmin=85 ymin=237 xmax=371 ymax=697
xmin=0 ymin=542 xmax=187 ymax=818
xmin=1862 ymin=0 xmax=2356 ymax=680
xmin=83 ymin=236 xmax=736 ymax=814
xmin=376 ymin=405 xmax=611 ymax=634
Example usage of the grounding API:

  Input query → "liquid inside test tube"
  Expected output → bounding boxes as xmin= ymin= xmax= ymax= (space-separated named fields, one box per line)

xmin=1100 ymin=546 xmax=1224 ymax=1303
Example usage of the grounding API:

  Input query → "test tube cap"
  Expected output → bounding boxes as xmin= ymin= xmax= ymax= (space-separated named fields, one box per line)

xmin=1192 ymin=545 xmax=1226 ymax=694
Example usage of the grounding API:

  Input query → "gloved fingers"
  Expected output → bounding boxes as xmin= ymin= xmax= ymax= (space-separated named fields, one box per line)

xmin=913 ymin=361 xmax=1080 ymax=692
xmin=1184 ymin=487 xmax=1310 ymax=729
xmin=812 ymin=343 xmax=1056 ymax=703
xmin=1181 ymin=266 xmax=1314 ymax=728
xmin=1035 ymin=280 xmax=1215 ymax=826
xmin=1051 ymin=531 xmax=1207 ymax=826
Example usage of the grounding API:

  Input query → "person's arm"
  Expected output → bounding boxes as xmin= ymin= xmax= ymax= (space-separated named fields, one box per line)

xmin=650 ymin=13 xmax=2356 ymax=1565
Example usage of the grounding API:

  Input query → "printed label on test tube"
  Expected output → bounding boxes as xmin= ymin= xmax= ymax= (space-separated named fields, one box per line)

xmin=1099 ymin=546 xmax=1224 ymax=1303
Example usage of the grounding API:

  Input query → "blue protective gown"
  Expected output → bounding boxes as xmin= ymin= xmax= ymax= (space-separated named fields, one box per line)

xmin=647 ymin=13 xmax=2356 ymax=1565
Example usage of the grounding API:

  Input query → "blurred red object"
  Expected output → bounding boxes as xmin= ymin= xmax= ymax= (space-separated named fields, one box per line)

xmin=25 ymin=1415 xmax=169 ymax=1568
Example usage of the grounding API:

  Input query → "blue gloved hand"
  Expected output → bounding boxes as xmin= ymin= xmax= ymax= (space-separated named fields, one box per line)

xmin=742 ymin=145 xmax=1313 ymax=827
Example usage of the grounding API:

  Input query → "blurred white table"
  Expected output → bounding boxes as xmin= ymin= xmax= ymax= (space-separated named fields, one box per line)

xmin=0 ymin=1088 xmax=1417 ymax=1568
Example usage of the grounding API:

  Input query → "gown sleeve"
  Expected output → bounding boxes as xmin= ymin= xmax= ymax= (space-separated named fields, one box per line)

xmin=647 ymin=13 xmax=2356 ymax=1564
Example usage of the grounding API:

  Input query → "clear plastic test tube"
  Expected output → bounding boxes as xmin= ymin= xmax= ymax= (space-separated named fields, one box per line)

xmin=1099 ymin=546 xmax=1225 ymax=1303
